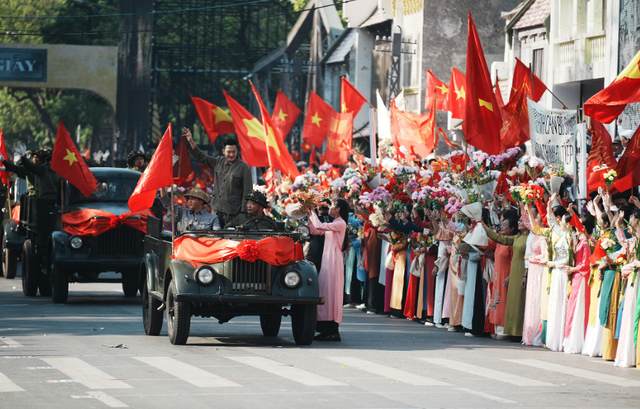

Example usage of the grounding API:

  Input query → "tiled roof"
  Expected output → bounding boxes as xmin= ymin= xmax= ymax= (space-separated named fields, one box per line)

xmin=513 ymin=0 xmax=550 ymax=29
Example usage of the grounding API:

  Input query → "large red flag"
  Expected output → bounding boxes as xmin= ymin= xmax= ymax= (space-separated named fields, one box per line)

xmin=499 ymin=84 xmax=531 ymax=150
xmin=494 ymin=78 xmax=506 ymax=110
xmin=250 ymin=84 xmax=300 ymax=178
xmin=612 ymin=123 xmax=640 ymax=193
xmin=390 ymin=102 xmax=437 ymax=161
xmin=173 ymin=136 xmax=193 ymax=186
xmin=128 ymin=124 xmax=174 ymax=212
xmin=510 ymin=58 xmax=547 ymax=103
xmin=325 ymin=112 xmax=353 ymax=165
xmin=302 ymin=91 xmax=335 ymax=148
xmin=341 ymin=77 xmax=367 ymax=114
xmin=584 ymin=50 xmax=640 ymax=124
xmin=191 ymin=96 xmax=235 ymax=143
xmin=425 ymin=70 xmax=449 ymax=111
xmin=223 ymin=91 xmax=269 ymax=167
xmin=464 ymin=14 xmax=503 ymax=155
xmin=438 ymin=127 xmax=457 ymax=150
xmin=51 ymin=118 xmax=98 ymax=198
xmin=0 ymin=130 xmax=9 ymax=184
xmin=446 ymin=67 xmax=466 ymax=120
xmin=271 ymin=90 xmax=302 ymax=140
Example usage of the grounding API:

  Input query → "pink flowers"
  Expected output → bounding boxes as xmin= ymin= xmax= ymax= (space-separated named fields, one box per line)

xmin=444 ymin=197 xmax=465 ymax=214
xmin=359 ymin=186 xmax=392 ymax=206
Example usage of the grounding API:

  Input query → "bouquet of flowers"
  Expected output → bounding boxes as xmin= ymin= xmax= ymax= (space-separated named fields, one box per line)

xmin=522 ymin=155 xmax=546 ymax=181
xmin=291 ymin=172 xmax=319 ymax=191
xmin=394 ymin=165 xmax=420 ymax=183
xmin=392 ymin=192 xmax=413 ymax=212
xmin=388 ymin=231 xmax=409 ymax=245
xmin=603 ymin=167 xmax=617 ymax=192
xmin=359 ymin=186 xmax=393 ymax=208
xmin=368 ymin=207 xmax=387 ymax=228
xmin=487 ymin=147 xmax=521 ymax=172
xmin=509 ymin=183 xmax=545 ymax=205
xmin=409 ymin=230 xmax=436 ymax=250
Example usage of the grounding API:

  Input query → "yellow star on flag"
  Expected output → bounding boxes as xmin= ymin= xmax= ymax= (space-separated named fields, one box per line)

xmin=455 ymin=86 xmax=466 ymax=100
xmin=341 ymin=103 xmax=348 ymax=113
xmin=277 ymin=109 xmax=288 ymax=122
xmin=264 ymin=124 xmax=282 ymax=155
xmin=436 ymin=84 xmax=449 ymax=94
xmin=478 ymin=99 xmax=493 ymax=112
xmin=617 ymin=50 xmax=640 ymax=81
xmin=63 ymin=149 xmax=78 ymax=166
xmin=243 ymin=118 xmax=266 ymax=142
xmin=311 ymin=112 xmax=322 ymax=127
xmin=212 ymin=106 xmax=233 ymax=124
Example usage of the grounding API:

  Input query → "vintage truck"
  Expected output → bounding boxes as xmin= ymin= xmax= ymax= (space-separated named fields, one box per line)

xmin=21 ymin=168 xmax=148 ymax=303
xmin=2 ymin=177 xmax=27 ymax=279
xmin=140 ymin=216 xmax=322 ymax=345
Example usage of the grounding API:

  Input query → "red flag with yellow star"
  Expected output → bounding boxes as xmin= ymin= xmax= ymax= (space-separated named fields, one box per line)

xmin=341 ymin=76 xmax=367 ymax=114
xmin=250 ymin=84 xmax=300 ymax=178
xmin=613 ymin=124 xmax=640 ymax=193
xmin=51 ymin=118 xmax=98 ymax=198
xmin=271 ymin=90 xmax=301 ymax=140
xmin=499 ymin=83 xmax=531 ymax=150
xmin=588 ymin=120 xmax=618 ymax=193
xmin=509 ymin=58 xmax=547 ymax=103
xmin=446 ymin=67 xmax=466 ymax=120
xmin=585 ymin=49 xmax=640 ymax=123
xmin=302 ymin=91 xmax=334 ymax=148
xmin=301 ymin=141 xmax=314 ymax=153
xmin=325 ymin=112 xmax=353 ymax=165
xmin=128 ymin=124 xmax=174 ymax=212
xmin=464 ymin=14 xmax=502 ymax=155
xmin=391 ymin=102 xmax=437 ymax=161
xmin=191 ymin=95 xmax=234 ymax=143
xmin=425 ymin=70 xmax=449 ymax=111
xmin=224 ymin=90 xmax=270 ymax=167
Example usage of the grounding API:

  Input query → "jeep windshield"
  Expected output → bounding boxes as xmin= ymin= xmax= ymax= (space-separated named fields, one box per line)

xmin=69 ymin=177 xmax=139 ymax=203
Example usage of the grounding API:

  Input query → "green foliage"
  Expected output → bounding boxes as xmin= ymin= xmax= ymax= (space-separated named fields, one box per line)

xmin=0 ymin=0 xmax=118 ymax=153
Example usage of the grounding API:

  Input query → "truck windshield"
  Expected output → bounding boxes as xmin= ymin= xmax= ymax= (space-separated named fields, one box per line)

xmin=69 ymin=178 xmax=139 ymax=203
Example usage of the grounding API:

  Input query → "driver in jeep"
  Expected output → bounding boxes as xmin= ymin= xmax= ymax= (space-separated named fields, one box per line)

xmin=224 ymin=190 xmax=276 ymax=230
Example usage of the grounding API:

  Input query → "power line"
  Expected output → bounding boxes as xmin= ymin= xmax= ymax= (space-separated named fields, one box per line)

xmin=0 ymin=0 xmax=352 ymax=37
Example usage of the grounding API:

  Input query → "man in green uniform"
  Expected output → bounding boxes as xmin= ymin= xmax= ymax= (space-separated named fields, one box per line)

xmin=224 ymin=190 xmax=275 ymax=230
xmin=126 ymin=151 xmax=149 ymax=172
xmin=1 ymin=149 xmax=60 ymax=205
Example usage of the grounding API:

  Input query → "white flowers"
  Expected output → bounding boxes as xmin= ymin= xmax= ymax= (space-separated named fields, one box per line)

xmin=394 ymin=165 xmax=420 ymax=175
xmin=601 ymin=238 xmax=616 ymax=250
xmin=522 ymin=155 xmax=545 ymax=168
xmin=369 ymin=208 xmax=386 ymax=227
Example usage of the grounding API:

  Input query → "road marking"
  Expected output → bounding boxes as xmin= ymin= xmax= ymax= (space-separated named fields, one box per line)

xmin=229 ymin=356 xmax=347 ymax=387
xmin=420 ymin=358 xmax=555 ymax=387
xmin=456 ymin=387 xmax=516 ymax=404
xmin=0 ymin=371 xmax=24 ymax=392
xmin=88 ymin=391 xmax=129 ymax=408
xmin=134 ymin=357 xmax=241 ymax=388
xmin=1 ymin=338 xmax=22 ymax=347
xmin=327 ymin=357 xmax=451 ymax=386
xmin=42 ymin=358 xmax=132 ymax=390
xmin=504 ymin=359 xmax=640 ymax=387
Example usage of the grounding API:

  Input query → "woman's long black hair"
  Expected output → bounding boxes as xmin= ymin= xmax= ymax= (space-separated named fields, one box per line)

xmin=335 ymin=199 xmax=351 ymax=252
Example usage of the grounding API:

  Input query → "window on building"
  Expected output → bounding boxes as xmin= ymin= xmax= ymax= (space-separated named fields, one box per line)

xmin=532 ymin=48 xmax=544 ymax=82
xmin=403 ymin=53 xmax=413 ymax=88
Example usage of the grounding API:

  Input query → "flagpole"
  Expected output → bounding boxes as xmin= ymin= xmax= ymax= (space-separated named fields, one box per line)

xmin=5 ymin=177 xmax=11 ymax=223
xmin=463 ymin=141 xmax=468 ymax=185
xmin=529 ymin=63 xmax=535 ymax=101
xmin=528 ymin=63 xmax=568 ymax=108
xmin=433 ymin=87 xmax=438 ymax=153
xmin=60 ymin=179 xmax=65 ymax=215
xmin=369 ymin=107 xmax=377 ymax=167
xmin=170 ymin=185 xmax=175 ymax=255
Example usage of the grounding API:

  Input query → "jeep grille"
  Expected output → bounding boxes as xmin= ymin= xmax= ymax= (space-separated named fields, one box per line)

xmin=230 ymin=258 xmax=272 ymax=294
xmin=91 ymin=226 xmax=144 ymax=258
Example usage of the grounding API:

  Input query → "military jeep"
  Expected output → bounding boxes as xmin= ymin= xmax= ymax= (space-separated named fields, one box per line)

xmin=141 ymin=216 xmax=322 ymax=345
xmin=21 ymin=168 xmax=147 ymax=303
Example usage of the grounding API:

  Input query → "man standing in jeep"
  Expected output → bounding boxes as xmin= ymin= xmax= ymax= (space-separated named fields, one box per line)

xmin=183 ymin=127 xmax=252 ymax=226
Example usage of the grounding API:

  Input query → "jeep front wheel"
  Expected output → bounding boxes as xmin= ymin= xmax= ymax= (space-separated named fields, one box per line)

xmin=166 ymin=280 xmax=190 ymax=345
xmin=291 ymin=304 xmax=317 ymax=345
xmin=142 ymin=279 xmax=163 ymax=336
xmin=3 ymin=247 xmax=17 ymax=279
xmin=122 ymin=281 xmax=139 ymax=297
xmin=21 ymin=240 xmax=38 ymax=297
xmin=260 ymin=313 xmax=282 ymax=337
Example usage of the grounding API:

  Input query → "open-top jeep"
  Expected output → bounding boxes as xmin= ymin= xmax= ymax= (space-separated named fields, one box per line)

xmin=141 ymin=216 xmax=322 ymax=345
xmin=21 ymin=168 xmax=147 ymax=302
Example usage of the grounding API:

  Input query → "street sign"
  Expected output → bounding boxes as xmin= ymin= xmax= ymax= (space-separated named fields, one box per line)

xmin=0 ymin=48 xmax=47 ymax=82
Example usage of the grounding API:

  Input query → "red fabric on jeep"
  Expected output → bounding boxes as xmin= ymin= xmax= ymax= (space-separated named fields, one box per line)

xmin=62 ymin=209 xmax=152 ymax=237
xmin=172 ymin=235 xmax=303 ymax=266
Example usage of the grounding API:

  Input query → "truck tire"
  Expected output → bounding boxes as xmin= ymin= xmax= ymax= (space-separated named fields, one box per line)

xmin=166 ymin=280 xmax=190 ymax=345
xmin=51 ymin=262 xmax=69 ymax=304
xmin=122 ymin=281 xmax=139 ymax=297
xmin=38 ymin=272 xmax=52 ymax=297
xmin=260 ymin=313 xmax=282 ymax=337
xmin=21 ymin=240 xmax=38 ymax=297
xmin=291 ymin=304 xmax=317 ymax=345
xmin=3 ymin=248 xmax=17 ymax=279
xmin=142 ymin=280 xmax=163 ymax=336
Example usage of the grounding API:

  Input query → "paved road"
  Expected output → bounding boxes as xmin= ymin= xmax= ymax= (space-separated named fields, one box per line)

xmin=1 ymin=276 xmax=640 ymax=409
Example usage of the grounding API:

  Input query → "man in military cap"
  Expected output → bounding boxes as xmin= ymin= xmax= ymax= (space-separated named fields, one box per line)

xmin=127 ymin=151 xmax=149 ymax=172
xmin=160 ymin=187 xmax=220 ymax=231
xmin=1 ymin=147 xmax=60 ymax=205
xmin=224 ymin=190 xmax=275 ymax=230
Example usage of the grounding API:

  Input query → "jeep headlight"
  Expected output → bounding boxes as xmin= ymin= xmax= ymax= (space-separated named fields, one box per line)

xmin=298 ymin=224 xmax=311 ymax=240
xmin=283 ymin=270 xmax=302 ymax=289
xmin=69 ymin=236 xmax=83 ymax=249
xmin=195 ymin=266 xmax=216 ymax=286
